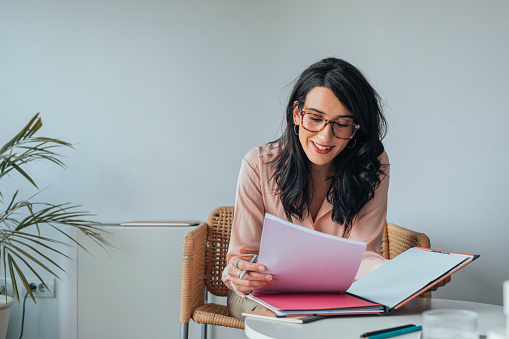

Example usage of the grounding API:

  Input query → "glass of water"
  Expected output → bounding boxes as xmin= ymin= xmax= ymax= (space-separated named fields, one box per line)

xmin=422 ymin=309 xmax=478 ymax=339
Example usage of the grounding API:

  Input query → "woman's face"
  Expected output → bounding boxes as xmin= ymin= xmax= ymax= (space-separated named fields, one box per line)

xmin=293 ymin=86 xmax=354 ymax=173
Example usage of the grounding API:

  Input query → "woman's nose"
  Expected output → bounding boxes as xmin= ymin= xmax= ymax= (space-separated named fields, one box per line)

xmin=318 ymin=122 xmax=335 ymax=141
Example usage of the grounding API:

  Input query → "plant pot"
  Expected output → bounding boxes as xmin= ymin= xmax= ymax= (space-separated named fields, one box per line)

xmin=0 ymin=296 xmax=14 ymax=339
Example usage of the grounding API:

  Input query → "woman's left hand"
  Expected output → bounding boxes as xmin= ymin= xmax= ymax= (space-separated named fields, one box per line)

xmin=428 ymin=276 xmax=452 ymax=291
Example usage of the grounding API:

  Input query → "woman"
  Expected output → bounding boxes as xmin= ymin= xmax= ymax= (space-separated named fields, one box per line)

xmin=222 ymin=57 xmax=432 ymax=320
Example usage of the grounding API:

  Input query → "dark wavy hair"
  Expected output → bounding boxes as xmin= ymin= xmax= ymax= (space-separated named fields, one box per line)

xmin=270 ymin=57 xmax=388 ymax=236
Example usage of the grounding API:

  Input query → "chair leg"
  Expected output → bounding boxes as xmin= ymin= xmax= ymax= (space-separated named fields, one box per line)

xmin=201 ymin=286 xmax=208 ymax=339
xmin=180 ymin=322 xmax=189 ymax=339
xmin=201 ymin=323 xmax=208 ymax=339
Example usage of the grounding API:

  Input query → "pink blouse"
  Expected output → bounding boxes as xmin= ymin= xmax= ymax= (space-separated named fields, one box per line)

xmin=224 ymin=143 xmax=390 ymax=290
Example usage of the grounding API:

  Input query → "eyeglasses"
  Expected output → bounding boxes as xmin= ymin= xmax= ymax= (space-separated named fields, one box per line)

xmin=299 ymin=110 xmax=360 ymax=140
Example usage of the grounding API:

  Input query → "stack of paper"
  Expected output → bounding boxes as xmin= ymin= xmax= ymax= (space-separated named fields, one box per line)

xmin=255 ymin=213 xmax=366 ymax=293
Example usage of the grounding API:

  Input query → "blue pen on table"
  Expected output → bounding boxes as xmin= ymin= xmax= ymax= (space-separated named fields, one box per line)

xmin=239 ymin=255 xmax=258 ymax=280
xmin=367 ymin=325 xmax=422 ymax=339
xmin=360 ymin=324 xmax=416 ymax=338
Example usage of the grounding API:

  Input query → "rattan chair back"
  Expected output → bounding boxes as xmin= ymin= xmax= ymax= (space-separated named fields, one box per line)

xmin=204 ymin=206 xmax=234 ymax=296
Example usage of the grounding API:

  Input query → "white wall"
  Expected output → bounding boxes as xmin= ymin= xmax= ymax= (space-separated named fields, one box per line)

xmin=1 ymin=0 xmax=508 ymax=338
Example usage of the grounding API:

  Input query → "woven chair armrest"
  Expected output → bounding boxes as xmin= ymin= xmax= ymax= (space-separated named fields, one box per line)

xmin=180 ymin=223 xmax=208 ymax=323
xmin=193 ymin=303 xmax=244 ymax=329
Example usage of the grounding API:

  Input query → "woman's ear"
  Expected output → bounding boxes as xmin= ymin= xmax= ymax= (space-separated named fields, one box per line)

xmin=292 ymin=101 xmax=301 ymax=125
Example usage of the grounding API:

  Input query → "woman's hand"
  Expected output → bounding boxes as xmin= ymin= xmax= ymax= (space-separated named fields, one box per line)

xmin=227 ymin=256 xmax=274 ymax=295
xmin=428 ymin=276 xmax=452 ymax=292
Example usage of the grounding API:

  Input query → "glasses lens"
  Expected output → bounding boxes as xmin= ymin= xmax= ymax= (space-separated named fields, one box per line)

xmin=332 ymin=121 xmax=355 ymax=139
xmin=302 ymin=113 xmax=355 ymax=139
xmin=302 ymin=113 xmax=325 ymax=132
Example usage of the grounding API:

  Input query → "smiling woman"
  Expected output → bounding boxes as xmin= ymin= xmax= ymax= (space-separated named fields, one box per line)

xmin=218 ymin=57 xmax=393 ymax=320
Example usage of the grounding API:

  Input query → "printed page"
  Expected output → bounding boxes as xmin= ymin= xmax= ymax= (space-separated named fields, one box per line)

xmin=255 ymin=213 xmax=366 ymax=293
xmin=347 ymin=248 xmax=472 ymax=308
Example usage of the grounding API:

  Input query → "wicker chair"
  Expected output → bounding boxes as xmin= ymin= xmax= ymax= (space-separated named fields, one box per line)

xmin=179 ymin=207 xmax=431 ymax=339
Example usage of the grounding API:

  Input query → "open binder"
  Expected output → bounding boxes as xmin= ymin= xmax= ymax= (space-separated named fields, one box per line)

xmin=246 ymin=214 xmax=478 ymax=317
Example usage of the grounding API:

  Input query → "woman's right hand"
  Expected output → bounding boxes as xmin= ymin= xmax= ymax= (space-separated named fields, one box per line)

xmin=227 ymin=256 xmax=274 ymax=295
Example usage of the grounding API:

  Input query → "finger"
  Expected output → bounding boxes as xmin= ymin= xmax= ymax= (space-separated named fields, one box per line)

xmin=231 ymin=270 xmax=273 ymax=289
xmin=234 ymin=278 xmax=274 ymax=293
xmin=429 ymin=276 xmax=451 ymax=291
xmin=231 ymin=267 xmax=272 ymax=284
xmin=237 ymin=260 xmax=265 ymax=273
xmin=239 ymin=271 xmax=273 ymax=282
xmin=230 ymin=256 xmax=244 ymax=269
xmin=235 ymin=278 xmax=273 ymax=290
xmin=437 ymin=277 xmax=451 ymax=287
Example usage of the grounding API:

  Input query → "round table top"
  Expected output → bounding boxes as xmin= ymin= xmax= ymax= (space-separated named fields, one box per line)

xmin=245 ymin=298 xmax=505 ymax=339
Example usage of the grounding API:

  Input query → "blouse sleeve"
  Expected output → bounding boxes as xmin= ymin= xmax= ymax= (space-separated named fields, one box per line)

xmin=226 ymin=147 xmax=265 ymax=265
xmin=222 ymin=148 xmax=267 ymax=294
xmin=353 ymin=151 xmax=390 ymax=280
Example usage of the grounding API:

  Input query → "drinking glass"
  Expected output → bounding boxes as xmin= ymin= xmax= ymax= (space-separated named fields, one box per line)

xmin=422 ymin=309 xmax=479 ymax=339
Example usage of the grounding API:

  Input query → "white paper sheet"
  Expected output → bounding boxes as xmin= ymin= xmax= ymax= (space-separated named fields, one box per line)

xmin=254 ymin=213 xmax=366 ymax=293
xmin=347 ymin=248 xmax=472 ymax=308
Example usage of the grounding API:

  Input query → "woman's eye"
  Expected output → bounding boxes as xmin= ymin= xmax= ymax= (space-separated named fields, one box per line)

xmin=308 ymin=114 xmax=323 ymax=121
xmin=334 ymin=120 xmax=351 ymax=128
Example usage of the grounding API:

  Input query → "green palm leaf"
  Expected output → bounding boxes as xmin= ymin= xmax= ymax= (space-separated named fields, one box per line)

xmin=0 ymin=113 xmax=72 ymax=193
xmin=0 ymin=114 xmax=110 ymax=304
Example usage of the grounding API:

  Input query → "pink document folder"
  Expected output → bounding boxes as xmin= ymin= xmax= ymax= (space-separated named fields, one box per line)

xmin=254 ymin=213 xmax=366 ymax=293
xmin=249 ymin=292 xmax=378 ymax=311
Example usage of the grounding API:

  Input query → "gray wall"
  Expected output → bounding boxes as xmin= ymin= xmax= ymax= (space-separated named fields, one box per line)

xmin=1 ymin=0 xmax=508 ymax=338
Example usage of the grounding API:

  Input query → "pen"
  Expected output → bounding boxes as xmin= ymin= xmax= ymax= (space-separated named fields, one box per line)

xmin=367 ymin=325 xmax=422 ymax=339
xmin=239 ymin=255 xmax=258 ymax=280
xmin=361 ymin=324 xmax=416 ymax=337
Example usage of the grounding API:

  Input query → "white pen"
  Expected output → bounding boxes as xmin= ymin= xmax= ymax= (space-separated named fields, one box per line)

xmin=239 ymin=255 xmax=258 ymax=280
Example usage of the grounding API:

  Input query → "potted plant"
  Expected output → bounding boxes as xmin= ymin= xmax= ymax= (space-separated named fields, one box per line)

xmin=0 ymin=113 xmax=109 ymax=338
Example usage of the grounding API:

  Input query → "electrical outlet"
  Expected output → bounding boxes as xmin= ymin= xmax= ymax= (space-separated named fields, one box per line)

xmin=28 ymin=278 xmax=55 ymax=298
xmin=0 ymin=277 xmax=56 ymax=298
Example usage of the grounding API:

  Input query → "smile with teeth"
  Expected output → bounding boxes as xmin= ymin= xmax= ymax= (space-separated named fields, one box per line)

xmin=312 ymin=141 xmax=332 ymax=150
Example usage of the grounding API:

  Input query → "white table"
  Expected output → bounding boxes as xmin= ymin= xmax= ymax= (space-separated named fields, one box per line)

xmin=245 ymin=298 xmax=505 ymax=339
